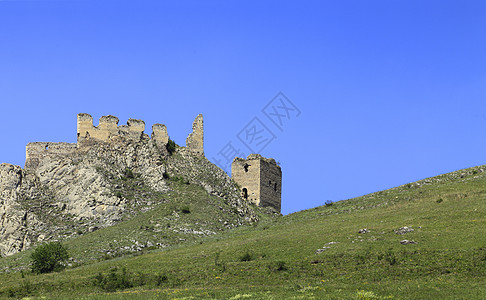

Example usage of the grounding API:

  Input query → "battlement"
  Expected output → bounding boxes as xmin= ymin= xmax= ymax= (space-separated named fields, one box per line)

xmin=232 ymin=154 xmax=282 ymax=212
xmin=77 ymin=113 xmax=147 ymax=144
xmin=25 ymin=113 xmax=204 ymax=169
xmin=77 ymin=113 xmax=203 ymax=156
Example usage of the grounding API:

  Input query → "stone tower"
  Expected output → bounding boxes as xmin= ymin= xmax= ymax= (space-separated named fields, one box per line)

xmin=231 ymin=154 xmax=282 ymax=212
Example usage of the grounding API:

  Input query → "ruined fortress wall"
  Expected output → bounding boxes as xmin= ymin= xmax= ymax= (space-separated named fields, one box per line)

xmin=186 ymin=114 xmax=204 ymax=156
xmin=25 ymin=142 xmax=77 ymax=169
xmin=152 ymin=124 xmax=169 ymax=148
xmin=77 ymin=114 xmax=145 ymax=144
xmin=258 ymin=159 xmax=282 ymax=212
xmin=24 ymin=113 xmax=202 ymax=170
xmin=232 ymin=157 xmax=261 ymax=205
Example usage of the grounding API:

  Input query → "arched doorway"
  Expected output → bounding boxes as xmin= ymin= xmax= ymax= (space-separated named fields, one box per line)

xmin=242 ymin=188 xmax=248 ymax=200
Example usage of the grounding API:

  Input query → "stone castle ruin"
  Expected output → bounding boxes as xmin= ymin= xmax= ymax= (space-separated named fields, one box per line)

xmin=25 ymin=113 xmax=204 ymax=169
xmin=232 ymin=154 xmax=282 ymax=212
xmin=0 ymin=112 xmax=283 ymax=258
xmin=24 ymin=113 xmax=281 ymax=212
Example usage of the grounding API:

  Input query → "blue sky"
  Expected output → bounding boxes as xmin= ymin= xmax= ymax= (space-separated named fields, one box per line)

xmin=1 ymin=1 xmax=485 ymax=215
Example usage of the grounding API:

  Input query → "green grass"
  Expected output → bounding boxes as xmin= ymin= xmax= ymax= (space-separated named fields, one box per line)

xmin=1 ymin=165 xmax=486 ymax=298
xmin=0 ymin=179 xmax=260 ymax=272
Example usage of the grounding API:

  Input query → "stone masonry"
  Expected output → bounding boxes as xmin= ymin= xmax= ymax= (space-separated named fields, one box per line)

xmin=77 ymin=113 xmax=147 ymax=144
xmin=25 ymin=113 xmax=205 ymax=169
xmin=151 ymin=124 xmax=169 ymax=149
xmin=185 ymin=114 xmax=204 ymax=156
xmin=25 ymin=142 xmax=77 ymax=169
xmin=231 ymin=154 xmax=282 ymax=212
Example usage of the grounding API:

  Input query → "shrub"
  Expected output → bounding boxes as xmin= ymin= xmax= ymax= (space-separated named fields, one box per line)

xmin=180 ymin=206 xmax=191 ymax=214
xmin=166 ymin=139 xmax=177 ymax=155
xmin=436 ymin=198 xmax=444 ymax=203
xmin=239 ymin=250 xmax=253 ymax=262
xmin=94 ymin=267 xmax=133 ymax=292
xmin=172 ymin=176 xmax=189 ymax=185
xmin=155 ymin=273 xmax=168 ymax=286
xmin=4 ymin=280 xmax=33 ymax=298
xmin=31 ymin=242 xmax=69 ymax=274
xmin=268 ymin=260 xmax=287 ymax=272
xmin=325 ymin=200 xmax=333 ymax=207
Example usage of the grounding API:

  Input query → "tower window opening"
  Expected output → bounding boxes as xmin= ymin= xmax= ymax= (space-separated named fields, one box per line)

xmin=244 ymin=164 xmax=249 ymax=172
xmin=242 ymin=188 xmax=248 ymax=200
xmin=274 ymin=183 xmax=277 ymax=192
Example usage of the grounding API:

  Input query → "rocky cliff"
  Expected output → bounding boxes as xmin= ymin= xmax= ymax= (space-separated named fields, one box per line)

xmin=0 ymin=130 xmax=260 ymax=258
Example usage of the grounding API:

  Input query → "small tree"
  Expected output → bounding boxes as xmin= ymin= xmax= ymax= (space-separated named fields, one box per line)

xmin=166 ymin=139 xmax=177 ymax=155
xmin=31 ymin=242 xmax=69 ymax=274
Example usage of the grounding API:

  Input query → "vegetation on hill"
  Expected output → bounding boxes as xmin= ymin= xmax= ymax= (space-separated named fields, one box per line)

xmin=0 ymin=165 xmax=485 ymax=299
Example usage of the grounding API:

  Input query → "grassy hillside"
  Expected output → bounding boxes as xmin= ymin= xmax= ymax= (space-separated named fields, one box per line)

xmin=1 ymin=165 xmax=485 ymax=299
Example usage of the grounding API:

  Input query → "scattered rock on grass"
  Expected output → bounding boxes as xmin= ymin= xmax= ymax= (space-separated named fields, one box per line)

xmin=400 ymin=240 xmax=417 ymax=245
xmin=315 ymin=242 xmax=338 ymax=254
xmin=315 ymin=247 xmax=330 ymax=254
xmin=395 ymin=226 xmax=414 ymax=235
xmin=358 ymin=228 xmax=369 ymax=234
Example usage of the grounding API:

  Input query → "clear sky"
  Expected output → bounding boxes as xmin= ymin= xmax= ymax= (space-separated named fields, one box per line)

xmin=1 ymin=1 xmax=485 ymax=215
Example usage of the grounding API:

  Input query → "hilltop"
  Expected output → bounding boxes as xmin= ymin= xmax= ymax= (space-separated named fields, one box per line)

xmin=0 ymin=113 xmax=278 ymax=259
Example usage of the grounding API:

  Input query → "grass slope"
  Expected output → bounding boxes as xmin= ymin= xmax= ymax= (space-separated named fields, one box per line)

xmin=1 ymin=166 xmax=486 ymax=299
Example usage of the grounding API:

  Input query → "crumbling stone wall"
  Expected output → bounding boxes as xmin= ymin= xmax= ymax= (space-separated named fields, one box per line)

xmin=231 ymin=154 xmax=282 ymax=212
xmin=24 ymin=113 xmax=203 ymax=169
xmin=186 ymin=114 xmax=204 ymax=156
xmin=77 ymin=114 xmax=146 ymax=144
xmin=25 ymin=142 xmax=77 ymax=169
xmin=258 ymin=157 xmax=282 ymax=212
xmin=151 ymin=124 xmax=169 ymax=149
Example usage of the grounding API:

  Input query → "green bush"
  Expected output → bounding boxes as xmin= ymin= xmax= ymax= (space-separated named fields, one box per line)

xmin=31 ymin=242 xmax=69 ymax=274
xmin=239 ymin=250 xmax=253 ymax=262
xmin=155 ymin=273 xmax=168 ymax=286
xmin=94 ymin=267 xmax=133 ymax=292
xmin=171 ymin=175 xmax=189 ymax=185
xmin=166 ymin=139 xmax=177 ymax=155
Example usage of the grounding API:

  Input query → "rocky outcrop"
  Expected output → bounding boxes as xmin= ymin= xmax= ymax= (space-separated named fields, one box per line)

xmin=0 ymin=164 xmax=43 ymax=256
xmin=0 ymin=133 xmax=259 ymax=257
xmin=0 ymin=113 xmax=267 ymax=258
